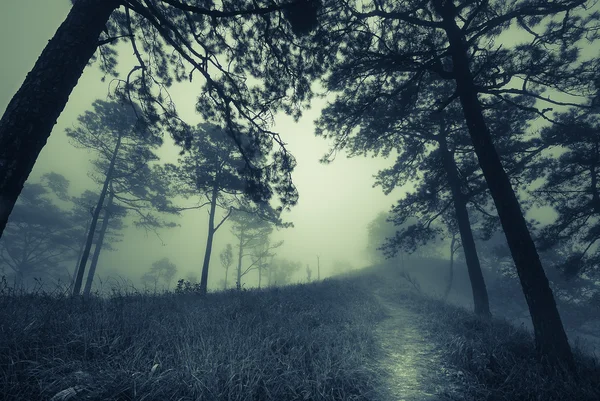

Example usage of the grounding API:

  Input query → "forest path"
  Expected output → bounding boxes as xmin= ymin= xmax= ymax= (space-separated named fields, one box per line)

xmin=372 ymin=292 xmax=462 ymax=401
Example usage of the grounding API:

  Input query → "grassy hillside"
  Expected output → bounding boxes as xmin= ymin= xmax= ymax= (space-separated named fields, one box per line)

xmin=1 ymin=264 xmax=599 ymax=401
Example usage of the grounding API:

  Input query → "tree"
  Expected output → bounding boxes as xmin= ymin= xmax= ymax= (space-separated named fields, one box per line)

xmin=141 ymin=257 xmax=177 ymax=290
xmin=166 ymin=123 xmax=251 ymax=295
xmin=230 ymin=208 xmax=283 ymax=290
xmin=0 ymin=0 xmax=321 ymax=238
xmin=533 ymin=110 xmax=600 ymax=279
xmin=82 ymin=189 xmax=128 ymax=298
xmin=267 ymin=258 xmax=301 ymax=287
xmin=252 ymin=237 xmax=283 ymax=288
xmin=69 ymin=189 xmax=124 ymax=289
xmin=67 ymin=99 xmax=175 ymax=296
xmin=220 ymin=244 xmax=233 ymax=290
xmin=314 ymin=0 xmax=598 ymax=368
xmin=0 ymin=174 xmax=78 ymax=287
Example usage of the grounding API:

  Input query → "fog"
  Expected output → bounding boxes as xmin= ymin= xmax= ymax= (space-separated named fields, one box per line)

xmin=0 ymin=1 xmax=406 ymax=290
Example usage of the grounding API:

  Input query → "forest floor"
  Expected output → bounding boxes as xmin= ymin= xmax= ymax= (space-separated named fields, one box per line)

xmin=1 ymin=263 xmax=599 ymax=401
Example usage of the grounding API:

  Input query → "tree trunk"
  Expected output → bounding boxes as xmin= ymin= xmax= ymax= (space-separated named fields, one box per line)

xmin=439 ymin=131 xmax=490 ymax=316
xmin=224 ymin=266 xmax=229 ymax=290
xmin=317 ymin=255 xmax=320 ymax=280
xmin=258 ymin=265 xmax=262 ymax=289
xmin=434 ymin=0 xmax=575 ymax=369
xmin=71 ymin=216 xmax=92 ymax=290
xmin=0 ymin=0 xmax=120 ymax=239
xmin=236 ymin=228 xmax=244 ymax=291
xmin=83 ymin=191 xmax=114 ymax=298
xmin=199 ymin=185 xmax=219 ymax=296
xmin=444 ymin=233 xmax=457 ymax=301
xmin=72 ymin=133 xmax=122 ymax=296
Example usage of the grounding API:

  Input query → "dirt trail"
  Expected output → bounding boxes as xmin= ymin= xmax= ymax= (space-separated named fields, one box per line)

xmin=373 ymin=293 xmax=461 ymax=401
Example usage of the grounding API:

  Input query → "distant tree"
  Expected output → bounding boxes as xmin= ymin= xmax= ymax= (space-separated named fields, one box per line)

xmin=0 ymin=0 xmax=316 ymax=238
xmin=141 ymin=257 xmax=177 ymax=291
xmin=267 ymin=258 xmax=301 ymax=287
xmin=220 ymin=244 xmax=234 ymax=290
xmin=252 ymin=238 xmax=283 ymax=289
xmin=230 ymin=208 xmax=284 ymax=290
xmin=0 ymin=174 xmax=77 ymax=286
xmin=306 ymin=265 xmax=312 ymax=282
xmin=444 ymin=230 xmax=461 ymax=301
xmin=69 ymin=189 xmax=124 ymax=288
xmin=166 ymin=123 xmax=254 ymax=295
xmin=67 ymin=99 xmax=175 ymax=297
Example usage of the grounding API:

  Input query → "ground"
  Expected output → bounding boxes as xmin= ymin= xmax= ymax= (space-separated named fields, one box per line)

xmin=373 ymin=292 xmax=463 ymax=401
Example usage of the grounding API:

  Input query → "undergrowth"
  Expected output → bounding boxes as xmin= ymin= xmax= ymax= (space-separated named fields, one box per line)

xmin=0 ymin=279 xmax=385 ymax=401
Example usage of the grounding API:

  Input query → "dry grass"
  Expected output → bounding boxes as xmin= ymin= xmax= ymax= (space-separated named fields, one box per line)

xmin=0 ymin=279 xmax=385 ymax=401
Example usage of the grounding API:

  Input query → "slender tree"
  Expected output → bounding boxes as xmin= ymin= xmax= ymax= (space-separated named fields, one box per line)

xmin=230 ymin=209 xmax=283 ymax=290
xmin=220 ymin=244 xmax=233 ymax=290
xmin=166 ymin=123 xmax=252 ymax=295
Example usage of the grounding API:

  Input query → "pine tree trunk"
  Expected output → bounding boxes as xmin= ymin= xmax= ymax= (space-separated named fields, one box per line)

xmin=199 ymin=185 xmax=219 ymax=296
xmin=258 ymin=266 xmax=262 ymax=289
xmin=444 ymin=234 xmax=456 ymax=301
xmin=0 ymin=0 xmax=120 ymax=239
xmin=439 ymin=131 xmax=490 ymax=316
xmin=224 ymin=266 xmax=229 ymax=290
xmin=236 ymin=229 xmax=244 ymax=291
xmin=71 ymin=216 xmax=92 ymax=290
xmin=317 ymin=255 xmax=320 ymax=280
xmin=83 ymin=191 xmax=114 ymax=298
xmin=434 ymin=0 xmax=575 ymax=369
xmin=72 ymin=134 xmax=121 ymax=296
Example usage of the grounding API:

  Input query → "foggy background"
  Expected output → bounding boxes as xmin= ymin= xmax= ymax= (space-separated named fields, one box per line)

xmin=0 ymin=0 xmax=406 ymax=289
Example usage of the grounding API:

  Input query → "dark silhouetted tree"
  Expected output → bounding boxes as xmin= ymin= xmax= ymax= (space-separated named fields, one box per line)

xmin=67 ymin=100 xmax=175 ymax=296
xmin=165 ymin=123 xmax=257 ymax=295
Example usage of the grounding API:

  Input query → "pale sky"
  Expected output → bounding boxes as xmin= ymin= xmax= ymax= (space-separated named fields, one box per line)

xmin=0 ymin=0 xmax=400 ymax=289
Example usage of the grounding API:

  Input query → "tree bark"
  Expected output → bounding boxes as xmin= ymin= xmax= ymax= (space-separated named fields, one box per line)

xmin=0 ymin=0 xmax=120 ymax=239
xmin=439 ymin=131 xmax=490 ymax=316
xmin=199 ymin=185 xmax=219 ymax=295
xmin=434 ymin=0 xmax=575 ymax=369
xmin=317 ymin=255 xmax=320 ymax=280
xmin=72 ymin=133 xmax=121 ymax=296
xmin=71 ymin=216 xmax=92 ymax=290
xmin=258 ymin=265 xmax=262 ymax=289
xmin=83 ymin=191 xmax=114 ymax=298
xmin=444 ymin=233 xmax=457 ymax=301
xmin=236 ymin=228 xmax=244 ymax=291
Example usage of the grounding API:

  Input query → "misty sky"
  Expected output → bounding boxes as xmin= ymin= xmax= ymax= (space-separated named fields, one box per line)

xmin=0 ymin=1 xmax=403 ymax=288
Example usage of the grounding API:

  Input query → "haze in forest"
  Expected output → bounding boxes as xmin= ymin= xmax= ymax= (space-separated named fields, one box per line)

xmin=0 ymin=0 xmax=403 ymax=289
